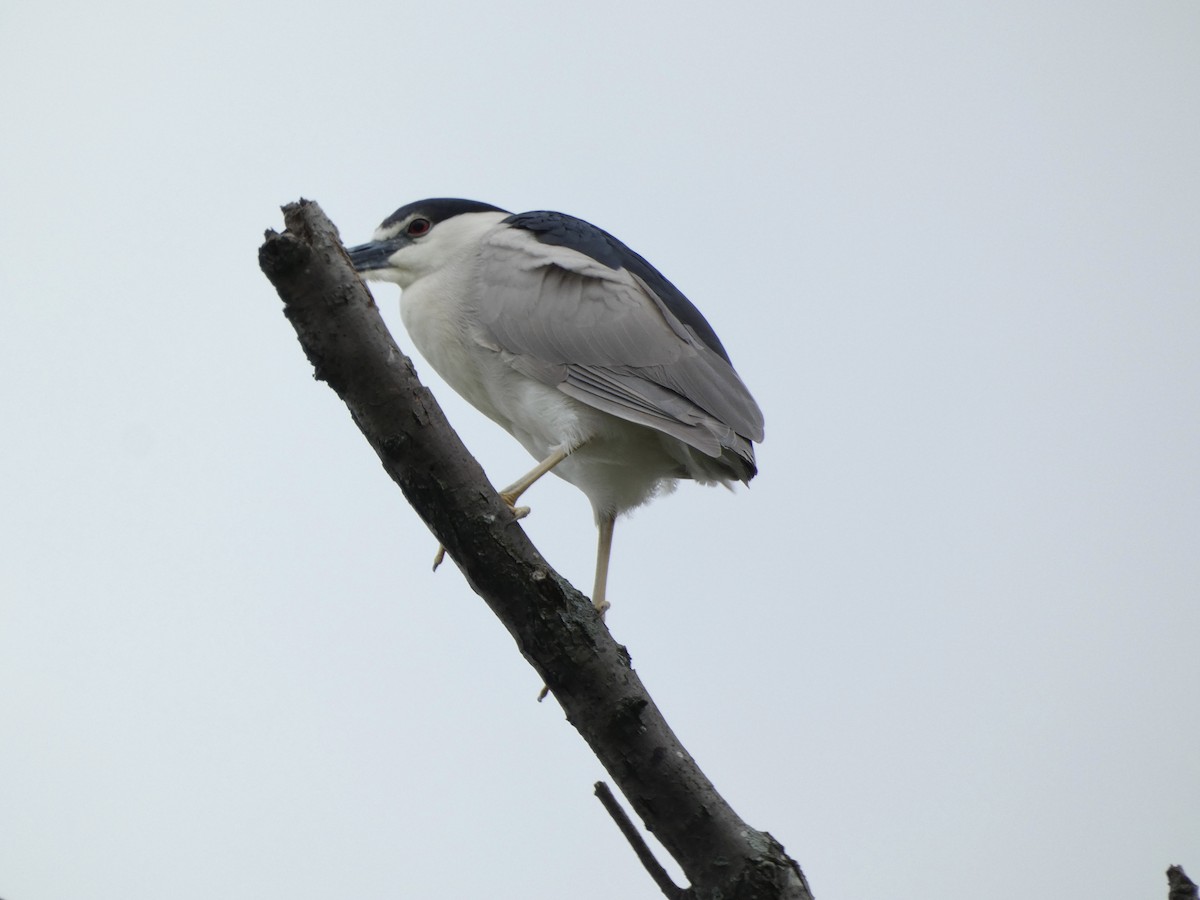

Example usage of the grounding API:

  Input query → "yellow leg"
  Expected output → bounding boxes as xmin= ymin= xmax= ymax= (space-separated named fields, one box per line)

xmin=498 ymin=446 xmax=571 ymax=508
xmin=536 ymin=511 xmax=615 ymax=701
xmin=592 ymin=512 xmax=615 ymax=620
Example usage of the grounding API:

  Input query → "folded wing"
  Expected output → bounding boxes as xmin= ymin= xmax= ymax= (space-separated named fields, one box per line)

xmin=471 ymin=215 xmax=764 ymax=482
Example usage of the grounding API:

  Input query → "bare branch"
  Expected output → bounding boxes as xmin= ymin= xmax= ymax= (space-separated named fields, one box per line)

xmin=594 ymin=781 xmax=685 ymax=900
xmin=258 ymin=199 xmax=813 ymax=900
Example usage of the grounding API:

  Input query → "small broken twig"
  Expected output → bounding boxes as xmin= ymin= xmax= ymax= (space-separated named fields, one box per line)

xmin=594 ymin=781 xmax=686 ymax=900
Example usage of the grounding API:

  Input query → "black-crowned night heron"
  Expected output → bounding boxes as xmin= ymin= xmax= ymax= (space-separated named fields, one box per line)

xmin=347 ymin=199 xmax=764 ymax=619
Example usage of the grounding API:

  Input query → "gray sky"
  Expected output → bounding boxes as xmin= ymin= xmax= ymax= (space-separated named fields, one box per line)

xmin=2 ymin=2 xmax=1197 ymax=898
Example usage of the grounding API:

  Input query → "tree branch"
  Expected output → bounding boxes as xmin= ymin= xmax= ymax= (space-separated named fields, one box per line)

xmin=1169 ymin=866 xmax=1197 ymax=900
xmin=258 ymin=199 xmax=813 ymax=900
xmin=594 ymin=781 xmax=685 ymax=900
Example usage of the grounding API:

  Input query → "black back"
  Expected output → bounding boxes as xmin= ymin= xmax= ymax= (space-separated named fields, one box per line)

xmin=505 ymin=210 xmax=733 ymax=363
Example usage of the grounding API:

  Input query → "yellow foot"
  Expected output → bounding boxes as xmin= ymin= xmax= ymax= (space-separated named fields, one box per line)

xmin=499 ymin=489 xmax=532 ymax=522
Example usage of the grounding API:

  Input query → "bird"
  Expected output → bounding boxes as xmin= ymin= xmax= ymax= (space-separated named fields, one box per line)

xmin=346 ymin=199 xmax=764 ymax=619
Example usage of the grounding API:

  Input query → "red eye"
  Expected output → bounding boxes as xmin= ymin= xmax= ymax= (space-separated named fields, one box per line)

xmin=406 ymin=217 xmax=432 ymax=237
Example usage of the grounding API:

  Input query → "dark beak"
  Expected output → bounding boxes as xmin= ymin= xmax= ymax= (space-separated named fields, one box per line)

xmin=346 ymin=239 xmax=403 ymax=272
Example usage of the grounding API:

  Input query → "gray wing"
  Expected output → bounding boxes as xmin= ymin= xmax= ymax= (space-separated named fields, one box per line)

xmin=470 ymin=225 xmax=764 ymax=477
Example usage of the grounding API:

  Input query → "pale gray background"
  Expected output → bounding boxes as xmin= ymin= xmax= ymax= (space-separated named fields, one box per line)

xmin=1 ymin=2 xmax=1197 ymax=898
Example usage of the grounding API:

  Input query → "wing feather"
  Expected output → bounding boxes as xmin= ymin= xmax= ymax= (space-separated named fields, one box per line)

xmin=471 ymin=226 xmax=764 ymax=471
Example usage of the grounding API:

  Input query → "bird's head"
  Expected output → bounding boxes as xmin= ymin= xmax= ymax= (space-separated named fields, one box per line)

xmin=346 ymin=198 xmax=510 ymax=288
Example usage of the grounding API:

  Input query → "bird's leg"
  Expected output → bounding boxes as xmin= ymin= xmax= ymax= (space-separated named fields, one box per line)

xmin=592 ymin=512 xmax=615 ymax=620
xmin=498 ymin=446 xmax=572 ymax=512
xmin=535 ymin=508 xmax=615 ymax=702
xmin=432 ymin=446 xmax=575 ymax=571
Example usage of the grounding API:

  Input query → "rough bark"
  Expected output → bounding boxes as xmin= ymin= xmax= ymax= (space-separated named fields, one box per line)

xmin=1169 ymin=866 xmax=1198 ymax=900
xmin=258 ymin=199 xmax=813 ymax=900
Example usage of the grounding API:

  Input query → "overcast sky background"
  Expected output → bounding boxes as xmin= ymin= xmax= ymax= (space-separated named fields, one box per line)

xmin=2 ymin=2 xmax=1197 ymax=899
